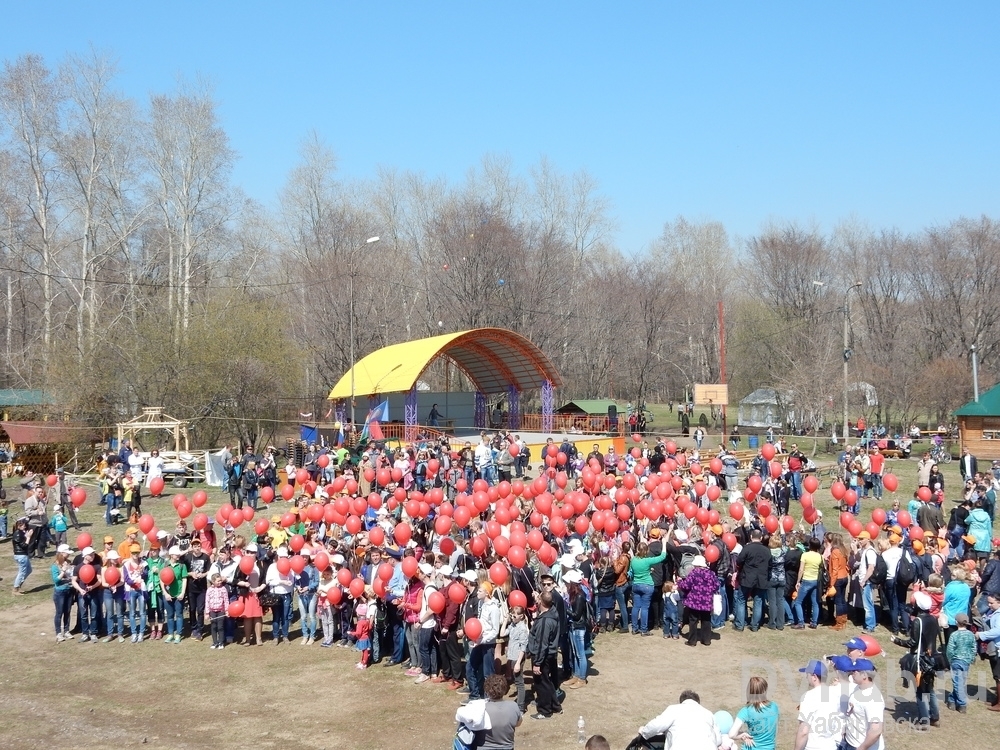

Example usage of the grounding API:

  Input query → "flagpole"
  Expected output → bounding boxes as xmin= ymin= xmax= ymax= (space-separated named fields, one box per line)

xmin=350 ymin=236 xmax=381 ymax=429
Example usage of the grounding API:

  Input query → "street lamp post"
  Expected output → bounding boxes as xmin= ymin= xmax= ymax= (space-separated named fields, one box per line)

xmin=350 ymin=236 xmax=381 ymax=428
xmin=842 ymin=282 xmax=862 ymax=443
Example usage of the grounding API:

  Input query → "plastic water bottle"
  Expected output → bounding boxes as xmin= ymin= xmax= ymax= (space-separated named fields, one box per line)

xmin=577 ymin=716 xmax=586 ymax=744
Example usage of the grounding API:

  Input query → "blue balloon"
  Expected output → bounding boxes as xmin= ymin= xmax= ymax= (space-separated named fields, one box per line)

xmin=498 ymin=279 xmax=505 ymax=285
xmin=713 ymin=710 xmax=734 ymax=734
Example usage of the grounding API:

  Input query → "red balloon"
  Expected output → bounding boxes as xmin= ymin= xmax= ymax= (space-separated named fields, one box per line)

xmin=327 ymin=587 xmax=343 ymax=605
xmin=78 ymin=563 xmax=96 ymax=584
xmin=243 ymin=507 xmax=255 ymax=523
xmin=453 ymin=506 xmax=472 ymax=529
xmin=871 ymin=508 xmax=887 ymax=525
xmin=228 ymin=600 xmax=245 ymax=617
xmin=349 ymin=578 xmax=365 ymax=599
xmin=665 ymin=441 xmax=677 ymax=454
xmin=148 ymin=476 xmax=165 ymax=496
xmin=375 ymin=563 xmax=392 ymax=582
xmin=831 ymin=481 xmax=847 ymax=500
xmin=804 ymin=507 xmax=818 ymax=525
xmin=761 ymin=443 xmax=776 ymax=461
xmin=764 ymin=515 xmax=779 ymax=534
xmin=747 ymin=475 xmax=763 ymax=494
xmin=574 ymin=515 xmax=591 ymax=536
xmin=239 ymin=555 xmax=256 ymax=574
xmin=338 ymin=567 xmax=354 ymax=586
xmin=280 ymin=512 xmax=296 ymax=528
xmin=549 ymin=516 xmax=567 ymax=537
xmin=295 ymin=468 xmax=310 ymax=485
xmin=859 ymin=633 xmax=882 ymax=656
xmin=882 ymin=474 xmax=898 ymax=493
xmin=840 ymin=511 xmax=855 ymax=529
xmin=464 ymin=617 xmax=483 ymax=641
xmin=781 ymin=515 xmax=794 ymax=533
xmin=729 ymin=503 xmax=744 ymax=521
xmin=803 ymin=475 xmax=819 ymax=494
xmin=105 ymin=566 xmax=122 ymax=586
xmin=707 ymin=485 xmax=721 ymax=502
xmin=228 ymin=508 xmax=245 ymax=528
xmin=448 ymin=581 xmax=467 ymax=604
xmin=313 ymin=551 xmax=329 ymax=572
xmin=76 ymin=532 xmax=93 ymax=550
xmin=193 ymin=513 xmax=209 ymax=531
xmin=428 ymin=590 xmax=446 ymax=613
xmin=291 ymin=555 xmax=307 ymax=574
xmin=401 ymin=556 xmax=418 ymax=578
xmin=509 ymin=589 xmax=527 ymax=608
xmin=278 ymin=558 xmax=293 ymax=576
xmin=317 ymin=453 xmax=330 ymax=469
xmin=758 ymin=502 xmax=772 ymax=518
xmin=848 ymin=520 xmax=863 ymax=538
xmin=159 ymin=566 xmax=176 ymax=586
xmin=843 ymin=489 xmax=858 ymax=508
xmin=507 ymin=545 xmax=526 ymax=568
xmin=722 ymin=532 xmax=737 ymax=551
xmin=192 ymin=490 xmax=208 ymax=508
xmin=709 ymin=457 xmax=724 ymax=475
xmin=439 ymin=537 xmax=456 ymax=556
xmin=176 ymin=500 xmax=193 ymax=519
xmin=138 ymin=514 xmax=155 ymax=534
xmin=896 ymin=510 xmax=912 ymax=528
xmin=917 ymin=486 xmax=932 ymax=503
xmin=289 ymin=534 xmax=305 ymax=552
xmin=865 ymin=522 xmax=881 ymax=539
xmin=70 ymin=487 xmax=87 ymax=508
xmin=278 ymin=484 xmax=293 ymax=501
xmin=368 ymin=526 xmax=385 ymax=546
xmin=769 ymin=461 xmax=783 ymax=479
xmin=219 ymin=504 xmax=234 ymax=520
xmin=46 ymin=474 xmax=58 ymax=487
xmin=704 ymin=545 xmax=720 ymax=564
xmin=492 ymin=536 xmax=511 ymax=558
xmin=527 ymin=529 xmax=544 ymax=550
xmin=489 ymin=562 xmax=509 ymax=586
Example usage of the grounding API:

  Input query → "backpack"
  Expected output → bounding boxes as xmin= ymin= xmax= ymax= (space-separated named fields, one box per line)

xmin=869 ymin=552 xmax=889 ymax=586
xmin=523 ymin=445 xmax=531 ymax=460
xmin=679 ymin=550 xmax=698 ymax=578
xmin=896 ymin=549 xmax=917 ymax=585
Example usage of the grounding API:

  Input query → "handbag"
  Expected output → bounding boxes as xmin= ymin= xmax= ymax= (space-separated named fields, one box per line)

xmin=712 ymin=593 xmax=723 ymax=616
xmin=258 ymin=591 xmax=280 ymax=608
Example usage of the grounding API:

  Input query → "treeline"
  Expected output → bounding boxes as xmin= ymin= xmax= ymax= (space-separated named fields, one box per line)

xmin=0 ymin=52 xmax=994 ymax=445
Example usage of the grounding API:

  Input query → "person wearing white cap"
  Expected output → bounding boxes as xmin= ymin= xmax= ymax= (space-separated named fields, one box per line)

xmin=265 ymin=548 xmax=296 ymax=644
xmin=100 ymin=550 xmax=127 ymax=642
xmin=414 ymin=562 xmax=439 ymax=683
xmin=71 ymin=546 xmax=102 ymax=642
xmin=907 ymin=590 xmax=942 ymax=727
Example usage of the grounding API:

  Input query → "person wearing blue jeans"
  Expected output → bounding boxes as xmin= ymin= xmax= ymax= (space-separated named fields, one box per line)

xmin=630 ymin=584 xmax=654 ymax=634
xmin=614 ymin=582 xmax=631 ymax=632
xmin=164 ymin=596 xmax=184 ymax=641
xmin=272 ymin=593 xmax=293 ymax=642
xmin=569 ymin=626 xmax=588 ymax=681
xmin=465 ymin=642 xmax=495 ymax=699
xmin=161 ymin=551 xmax=188 ymax=643
xmin=945 ymin=615 xmax=976 ymax=712
xmin=858 ymin=538 xmax=878 ymax=632
xmin=103 ymin=579 xmax=127 ymax=642
xmin=77 ymin=591 xmax=100 ymax=640
xmin=128 ymin=587 xmax=147 ymax=641
xmin=12 ymin=519 xmax=33 ymax=593
xmin=794 ymin=579 xmax=820 ymax=628
xmin=733 ymin=586 xmax=765 ymax=631
xmin=629 ymin=543 xmax=666 ymax=634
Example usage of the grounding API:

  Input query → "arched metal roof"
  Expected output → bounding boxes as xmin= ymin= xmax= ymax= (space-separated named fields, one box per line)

xmin=327 ymin=328 xmax=561 ymax=399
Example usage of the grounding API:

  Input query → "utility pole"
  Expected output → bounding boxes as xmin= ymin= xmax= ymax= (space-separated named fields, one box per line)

xmin=843 ymin=282 xmax=862 ymax=443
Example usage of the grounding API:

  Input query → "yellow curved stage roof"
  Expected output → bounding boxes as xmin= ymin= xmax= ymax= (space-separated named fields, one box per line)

xmin=328 ymin=328 xmax=561 ymax=399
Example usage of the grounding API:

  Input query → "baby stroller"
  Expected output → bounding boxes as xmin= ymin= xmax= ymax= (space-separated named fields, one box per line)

xmin=625 ymin=735 xmax=665 ymax=750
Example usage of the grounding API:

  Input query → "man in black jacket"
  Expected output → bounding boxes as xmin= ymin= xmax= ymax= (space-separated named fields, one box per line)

xmin=734 ymin=529 xmax=770 ymax=631
xmin=527 ymin=591 xmax=562 ymax=720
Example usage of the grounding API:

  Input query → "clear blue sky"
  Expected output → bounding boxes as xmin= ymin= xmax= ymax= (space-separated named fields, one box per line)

xmin=3 ymin=2 xmax=998 ymax=252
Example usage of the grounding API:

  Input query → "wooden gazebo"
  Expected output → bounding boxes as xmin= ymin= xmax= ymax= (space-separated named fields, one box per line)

xmin=117 ymin=407 xmax=190 ymax=452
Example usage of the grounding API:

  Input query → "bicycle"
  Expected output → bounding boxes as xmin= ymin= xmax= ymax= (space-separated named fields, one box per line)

xmin=929 ymin=444 xmax=952 ymax=464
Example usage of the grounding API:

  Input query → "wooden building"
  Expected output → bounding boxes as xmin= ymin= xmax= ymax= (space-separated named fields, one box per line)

xmin=955 ymin=383 xmax=1000 ymax=460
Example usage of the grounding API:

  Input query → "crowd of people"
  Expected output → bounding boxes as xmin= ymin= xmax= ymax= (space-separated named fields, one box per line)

xmin=5 ymin=429 xmax=1000 ymax=745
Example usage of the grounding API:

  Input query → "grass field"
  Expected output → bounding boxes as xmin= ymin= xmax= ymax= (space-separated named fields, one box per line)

xmin=0 ymin=457 xmax=997 ymax=750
